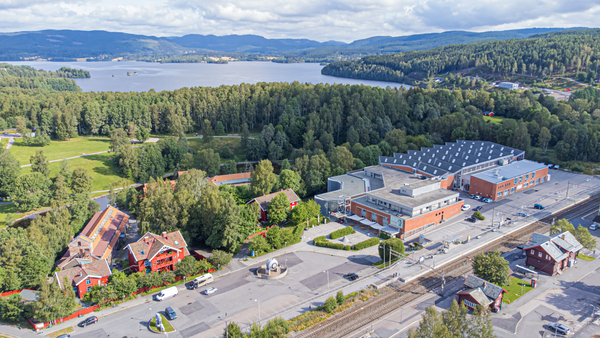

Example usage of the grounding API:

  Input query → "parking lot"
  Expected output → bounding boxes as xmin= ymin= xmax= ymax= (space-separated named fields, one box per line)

xmin=68 ymin=251 xmax=379 ymax=338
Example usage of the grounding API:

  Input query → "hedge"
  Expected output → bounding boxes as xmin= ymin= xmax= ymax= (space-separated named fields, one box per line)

xmin=474 ymin=211 xmax=485 ymax=220
xmin=353 ymin=237 xmax=380 ymax=250
xmin=314 ymin=240 xmax=352 ymax=251
xmin=329 ymin=226 xmax=356 ymax=239
xmin=379 ymin=232 xmax=391 ymax=240
xmin=314 ymin=236 xmax=327 ymax=243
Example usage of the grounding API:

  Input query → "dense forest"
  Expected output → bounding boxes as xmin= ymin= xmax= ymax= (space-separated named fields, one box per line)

xmin=321 ymin=29 xmax=600 ymax=83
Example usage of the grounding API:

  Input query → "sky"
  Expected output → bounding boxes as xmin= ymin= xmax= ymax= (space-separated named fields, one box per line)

xmin=0 ymin=0 xmax=599 ymax=42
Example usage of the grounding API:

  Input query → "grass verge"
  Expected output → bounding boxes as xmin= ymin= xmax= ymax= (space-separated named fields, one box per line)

xmin=483 ymin=116 xmax=505 ymax=124
xmin=578 ymin=254 xmax=595 ymax=261
xmin=10 ymin=137 xmax=111 ymax=164
xmin=503 ymin=276 xmax=534 ymax=303
xmin=48 ymin=326 xmax=74 ymax=337
xmin=149 ymin=313 xmax=175 ymax=333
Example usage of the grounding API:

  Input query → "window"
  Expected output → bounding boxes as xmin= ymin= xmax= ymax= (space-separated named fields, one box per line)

xmin=511 ymin=187 xmax=515 ymax=194
xmin=519 ymin=177 xmax=523 ymax=183
xmin=504 ymin=189 xmax=509 ymax=196
xmin=372 ymin=213 xmax=377 ymax=222
xmin=514 ymin=178 xmax=518 ymax=184
xmin=532 ymin=172 xmax=535 ymax=179
xmin=536 ymin=179 xmax=540 ymax=185
xmin=524 ymin=183 xmax=529 ymax=188
xmin=546 ymin=254 xmax=549 ymax=260
xmin=538 ymin=252 xmax=542 ymax=257
xmin=361 ymin=209 xmax=366 ymax=217
xmin=87 ymin=286 xmax=91 ymax=292
xmin=86 ymin=279 xmax=91 ymax=285
xmin=497 ymin=191 xmax=503 ymax=197
xmin=530 ymin=249 xmax=534 ymax=255
xmin=542 ymin=177 xmax=546 ymax=183
xmin=525 ymin=174 xmax=529 ymax=180
xmin=463 ymin=299 xmax=476 ymax=309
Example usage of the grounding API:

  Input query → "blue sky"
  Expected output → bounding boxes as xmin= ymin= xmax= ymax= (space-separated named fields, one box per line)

xmin=0 ymin=0 xmax=598 ymax=42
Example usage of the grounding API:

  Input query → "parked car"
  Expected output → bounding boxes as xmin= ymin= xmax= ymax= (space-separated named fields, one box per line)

xmin=56 ymin=335 xmax=71 ymax=338
xmin=470 ymin=194 xmax=478 ymax=199
xmin=483 ymin=198 xmax=492 ymax=203
xmin=344 ymin=273 xmax=359 ymax=281
xmin=461 ymin=204 xmax=471 ymax=211
xmin=203 ymin=287 xmax=218 ymax=295
xmin=467 ymin=217 xmax=477 ymax=223
xmin=165 ymin=307 xmax=177 ymax=320
xmin=517 ymin=212 xmax=530 ymax=217
xmin=78 ymin=316 xmax=98 ymax=327
xmin=548 ymin=323 xmax=570 ymax=335
xmin=473 ymin=206 xmax=483 ymax=211
xmin=534 ymin=203 xmax=545 ymax=210
xmin=589 ymin=224 xmax=598 ymax=231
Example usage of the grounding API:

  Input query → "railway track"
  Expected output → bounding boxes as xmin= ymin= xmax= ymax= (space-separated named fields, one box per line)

xmin=539 ymin=192 xmax=600 ymax=224
xmin=294 ymin=220 xmax=549 ymax=338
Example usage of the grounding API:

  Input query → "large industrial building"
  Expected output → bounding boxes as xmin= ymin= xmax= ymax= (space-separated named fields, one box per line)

xmin=316 ymin=140 xmax=548 ymax=239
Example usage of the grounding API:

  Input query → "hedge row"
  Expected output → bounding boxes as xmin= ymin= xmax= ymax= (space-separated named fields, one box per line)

xmin=329 ymin=226 xmax=356 ymax=239
xmin=314 ymin=240 xmax=352 ymax=251
xmin=354 ymin=237 xmax=380 ymax=250
xmin=379 ymin=232 xmax=391 ymax=240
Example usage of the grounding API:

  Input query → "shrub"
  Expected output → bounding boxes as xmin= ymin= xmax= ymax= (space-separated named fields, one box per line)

xmin=353 ymin=237 xmax=380 ymax=250
xmin=313 ymin=236 xmax=327 ymax=243
xmin=378 ymin=238 xmax=405 ymax=260
xmin=379 ymin=232 xmax=391 ymax=240
xmin=330 ymin=226 xmax=356 ymax=239
xmin=336 ymin=291 xmax=345 ymax=306
xmin=314 ymin=240 xmax=350 ymax=250
xmin=474 ymin=211 xmax=485 ymax=220
xmin=324 ymin=296 xmax=338 ymax=313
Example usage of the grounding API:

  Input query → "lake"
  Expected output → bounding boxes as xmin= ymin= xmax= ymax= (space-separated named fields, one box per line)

xmin=7 ymin=61 xmax=409 ymax=93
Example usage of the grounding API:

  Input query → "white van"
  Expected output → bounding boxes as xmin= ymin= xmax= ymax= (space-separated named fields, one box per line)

xmin=155 ymin=286 xmax=178 ymax=301
xmin=194 ymin=273 xmax=213 ymax=286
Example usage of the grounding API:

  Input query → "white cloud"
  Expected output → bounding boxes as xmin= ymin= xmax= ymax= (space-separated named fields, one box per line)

xmin=0 ymin=0 xmax=597 ymax=42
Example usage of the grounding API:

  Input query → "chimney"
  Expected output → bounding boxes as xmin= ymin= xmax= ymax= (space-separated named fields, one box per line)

xmin=561 ymin=234 xmax=566 ymax=240
xmin=162 ymin=232 xmax=168 ymax=240
xmin=71 ymin=236 xmax=74 ymax=241
xmin=145 ymin=236 xmax=150 ymax=243
xmin=482 ymin=281 xmax=487 ymax=288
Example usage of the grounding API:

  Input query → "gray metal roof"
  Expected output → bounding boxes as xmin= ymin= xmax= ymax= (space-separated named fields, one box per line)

xmin=471 ymin=160 xmax=547 ymax=184
xmin=522 ymin=232 xmax=569 ymax=262
xmin=463 ymin=275 xmax=505 ymax=300
xmin=460 ymin=287 xmax=492 ymax=307
xmin=551 ymin=231 xmax=583 ymax=253
xmin=380 ymin=140 xmax=524 ymax=176
xmin=316 ymin=172 xmax=384 ymax=200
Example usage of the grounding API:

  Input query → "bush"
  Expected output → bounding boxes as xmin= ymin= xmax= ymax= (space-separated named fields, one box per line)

xmin=324 ymin=296 xmax=338 ymax=313
xmin=313 ymin=236 xmax=327 ymax=243
xmin=336 ymin=291 xmax=345 ymax=306
xmin=314 ymin=240 xmax=351 ymax=250
xmin=329 ymin=226 xmax=356 ymax=239
xmin=353 ymin=237 xmax=380 ymax=250
xmin=379 ymin=232 xmax=391 ymax=240
xmin=378 ymin=238 xmax=405 ymax=260
xmin=474 ymin=211 xmax=485 ymax=220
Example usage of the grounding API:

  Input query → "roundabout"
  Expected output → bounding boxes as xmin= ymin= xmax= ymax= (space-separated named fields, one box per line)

xmin=148 ymin=313 xmax=176 ymax=334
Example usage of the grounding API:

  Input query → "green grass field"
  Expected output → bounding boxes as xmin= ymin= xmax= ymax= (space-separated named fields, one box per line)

xmin=483 ymin=115 xmax=505 ymax=124
xmin=578 ymin=253 xmax=595 ymax=261
xmin=0 ymin=203 xmax=47 ymax=227
xmin=188 ymin=137 xmax=246 ymax=161
xmin=21 ymin=152 xmax=133 ymax=192
xmin=503 ymin=276 xmax=534 ymax=303
xmin=10 ymin=137 xmax=111 ymax=165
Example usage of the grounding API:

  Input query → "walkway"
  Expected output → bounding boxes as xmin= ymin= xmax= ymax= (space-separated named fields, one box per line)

xmin=5 ymin=137 xmax=13 ymax=149
xmin=20 ymin=149 xmax=111 ymax=168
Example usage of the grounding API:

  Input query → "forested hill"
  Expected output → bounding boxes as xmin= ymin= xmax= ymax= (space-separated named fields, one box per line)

xmin=321 ymin=29 xmax=600 ymax=83
xmin=0 ymin=28 xmax=584 ymax=61
xmin=0 ymin=63 xmax=86 ymax=91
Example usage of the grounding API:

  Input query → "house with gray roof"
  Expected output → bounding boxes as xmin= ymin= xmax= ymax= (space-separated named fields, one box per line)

xmin=521 ymin=231 xmax=583 ymax=275
xmin=455 ymin=275 xmax=507 ymax=312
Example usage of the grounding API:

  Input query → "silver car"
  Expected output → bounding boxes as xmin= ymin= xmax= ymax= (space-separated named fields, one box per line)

xmin=203 ymin=287 xmax=218 ymax=295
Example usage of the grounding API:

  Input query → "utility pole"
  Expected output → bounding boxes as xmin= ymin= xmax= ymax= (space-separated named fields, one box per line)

xmin=566 ymin=180 xmax=570 ymax=198
xmin=441 ymin=270 xmax=445 ymax=296
xmin=492 ymin=207 xmax=495 ymax=227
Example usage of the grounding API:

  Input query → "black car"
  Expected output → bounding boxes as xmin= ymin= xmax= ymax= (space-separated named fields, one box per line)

xmin=185 ymin=281 xmax=198 ymax=290
xmin=467 ymin=217 xmax=477 ymax=223
xmin=344 ymin=273 xmax=359 ymax=281
xmin=78 ymin=316 xmax=98 ymax=327
xmin=473 ymin=206 xmax=483 ymax=211
xmin=165 ymin=307 xmax=177 ymax=320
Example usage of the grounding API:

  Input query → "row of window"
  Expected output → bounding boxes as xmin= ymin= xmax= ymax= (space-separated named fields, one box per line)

xmin=497 ymin=177 xmax=546 ymax=198
xmin=462 ymin=299 xmax=476 ymax=309
xmin=530 ymin=249 xmax=550 ymax=260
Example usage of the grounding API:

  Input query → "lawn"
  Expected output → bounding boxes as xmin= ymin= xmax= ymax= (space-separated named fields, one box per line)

xmin=10 ymin=137 xmax=111 ymax=165
xmin=483 ymin=115 xmax=505 ymax=124
xmin=578 ymin=253 xmax=596 ymax=261
xmin=149 ymin=313 xmax=175 ymax=333
xmin=0 ymin=203 xmax=48 ymax=227
xmin=503 ymin=276 xmax=534 ymax=303
xmin=48 ymin=326 xmax=74 ymax=338
xmin=188 ymin=137 xmax=246 ymax=161
xmin=21 ymin=152 xmax=133 ymax=193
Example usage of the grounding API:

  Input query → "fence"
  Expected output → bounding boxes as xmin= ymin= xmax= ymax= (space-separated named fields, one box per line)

xmin=0 ymin=287 xmax=37 ymax=298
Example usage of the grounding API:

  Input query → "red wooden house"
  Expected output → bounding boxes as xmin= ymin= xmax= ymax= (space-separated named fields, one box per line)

xmin=455 ymin=275 xmax=507 ymax=312
xmin=54 ymin=259 xmax=112 ymax=298
xmin=247 ymin=189 xmax=300 ymax=222
xmin=521 ymin=231 xmax=583 ymax=275
xmin=125 ymin=231 xmax=190 ymax=274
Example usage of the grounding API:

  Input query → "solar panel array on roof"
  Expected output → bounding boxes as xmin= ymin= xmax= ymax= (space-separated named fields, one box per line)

xmin=380 ymin=140 xmax=523 ymax=176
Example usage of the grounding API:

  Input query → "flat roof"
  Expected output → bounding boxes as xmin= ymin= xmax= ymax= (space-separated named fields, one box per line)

xmin=317 ymin=172 xmax=384 ymax=200
xmin=472 ymin=160 xmax=546 ymax=184
xmin=366 ymin=187 xmax=458 ymax=209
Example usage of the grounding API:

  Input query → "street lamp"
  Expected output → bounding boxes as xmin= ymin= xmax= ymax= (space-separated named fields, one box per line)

xmin=254 ymin=299 xmax=261 ymax=320
xmin=323 ymin=270 xmax=330 ymax=290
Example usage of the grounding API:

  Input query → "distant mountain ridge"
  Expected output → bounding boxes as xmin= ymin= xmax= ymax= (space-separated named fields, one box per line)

xmin=0 ymin=27 xmax=589 ymax=61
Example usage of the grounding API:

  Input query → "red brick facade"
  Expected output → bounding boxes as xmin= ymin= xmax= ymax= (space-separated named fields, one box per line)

xmin=524 ymin=246 xmax=577 ymax=275
xmin=351 ymin=199 xmax=463 ymax=239
xmin=126 ymin=231 xmax=190 ymax=274
xmin=128 ymin=247 xmax=186 ymax=274
xmin=469 ymin=167 xmax=548 ymax=201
